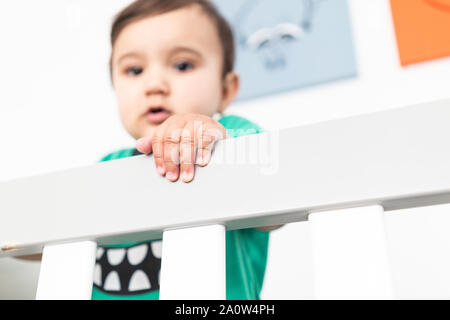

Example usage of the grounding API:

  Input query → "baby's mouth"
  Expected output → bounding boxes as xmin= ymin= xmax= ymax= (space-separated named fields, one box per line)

xmin=146 ymin=107 xmax=171 ymax=124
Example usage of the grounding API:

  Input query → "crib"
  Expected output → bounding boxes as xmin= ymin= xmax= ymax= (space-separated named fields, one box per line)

xmin=1 ymin=98 xmax=449 ymax=300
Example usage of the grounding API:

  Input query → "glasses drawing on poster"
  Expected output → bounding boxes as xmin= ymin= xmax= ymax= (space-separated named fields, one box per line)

xmin=234 ymin=0 xmax=325 ymax=70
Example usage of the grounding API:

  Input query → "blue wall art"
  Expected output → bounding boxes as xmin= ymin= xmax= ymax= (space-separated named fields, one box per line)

xmin=212 ymin=0 xmax=358 ymax=101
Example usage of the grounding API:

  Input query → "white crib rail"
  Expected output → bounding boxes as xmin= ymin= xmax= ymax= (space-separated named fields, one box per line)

xmin=309 ymin=205 xmax=394 ymax=299
xmin=159 ymin=225 xmax=226 ymax=300
xmin=36 ymin=241 xmax=97 ymax=300
xmin=1 ymin=98 xmax=450 ymax=299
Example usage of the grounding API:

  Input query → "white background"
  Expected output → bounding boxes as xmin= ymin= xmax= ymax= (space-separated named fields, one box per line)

xmin=1 ymin=0 xmax=450 ymax=299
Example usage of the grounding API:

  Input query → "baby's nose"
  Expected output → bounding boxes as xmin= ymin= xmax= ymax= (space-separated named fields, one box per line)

xmin=145 ymin=82 xmax=169 ymax=96
xmin=144 ymin=69 xmax=169 ymax=95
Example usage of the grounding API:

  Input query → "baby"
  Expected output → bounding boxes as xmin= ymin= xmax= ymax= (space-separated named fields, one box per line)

xmin=15 ymin=0 xmax=279 ymax=299
xmin=33 ymin=0 xmax=277 ymax=300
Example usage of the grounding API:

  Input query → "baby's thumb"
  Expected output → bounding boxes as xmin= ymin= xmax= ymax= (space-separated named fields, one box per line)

xmin=136 ymin=136 xmax=153 ymax=154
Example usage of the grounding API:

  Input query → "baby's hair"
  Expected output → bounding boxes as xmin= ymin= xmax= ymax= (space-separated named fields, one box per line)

xmin=110 ymin=0 xmax=235 ymax=80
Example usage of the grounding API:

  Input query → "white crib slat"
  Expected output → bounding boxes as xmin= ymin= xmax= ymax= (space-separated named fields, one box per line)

xmin=308 ymin=205 xmax=394 ymax=299
xmin=159 ymin=225 xmax=225 ymax=300
xmin=35 ymin=241 xmax=97 ymax=300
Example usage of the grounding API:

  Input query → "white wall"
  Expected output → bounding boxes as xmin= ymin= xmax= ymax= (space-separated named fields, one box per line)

xmin=1 ymin=0 xmax=450 ymax=299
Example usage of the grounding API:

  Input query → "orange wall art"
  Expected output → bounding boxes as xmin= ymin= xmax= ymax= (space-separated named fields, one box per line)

xmin=390 ymin=0 xmax=450 ymax=66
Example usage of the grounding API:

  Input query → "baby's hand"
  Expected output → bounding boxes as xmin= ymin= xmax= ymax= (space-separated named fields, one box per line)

xmin=136 ymin=113 xmax=228 ymax=183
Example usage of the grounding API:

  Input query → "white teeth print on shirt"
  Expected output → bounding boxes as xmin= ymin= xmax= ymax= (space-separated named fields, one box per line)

xmin=106 ymin=248 xmax=126 ymax=266
xmin=96 ymin=247 xmax=104 ymax=260
xmin=151 ymin=241 xmax=162 ymax=259
xmin=94 ymin=241 xmax=162 ymax=295
xmin=94 ymin=263 xmax=102 ymax=286
xmin=127 ymin=244 xmax=148 ymax=266
xmin=104 ymin=271 xmax=121 ymax=291
xmin=128 ymin=270 xmax=151 ymax=292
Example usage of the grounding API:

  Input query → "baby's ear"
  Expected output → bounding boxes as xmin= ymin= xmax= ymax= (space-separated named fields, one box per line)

xmin=219 ymin=71 xmax=240 ymax=113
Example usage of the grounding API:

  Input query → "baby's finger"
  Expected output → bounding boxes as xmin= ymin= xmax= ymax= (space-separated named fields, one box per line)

xmin=196 ymin=125 xmax=226 ymax=167
xmin=152 ymin=122 xmax=169 ymax=176
xmin=179 ymin=121 xmax=196 ymax=183
xmin=163 ymin=123 xmax=183 ymax=182
xmin=136 ymin=136 xmax=153 ymax=154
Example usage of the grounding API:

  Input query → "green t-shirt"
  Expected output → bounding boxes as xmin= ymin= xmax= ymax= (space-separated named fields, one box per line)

xmin=91 ymin=114 xmax=269 ymax=300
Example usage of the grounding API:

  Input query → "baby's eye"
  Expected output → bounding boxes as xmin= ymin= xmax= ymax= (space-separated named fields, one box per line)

xmin=174 ymin=61 xmax=194 ymax=72
xmin=125 ymin=66 xmax=143 ymax=76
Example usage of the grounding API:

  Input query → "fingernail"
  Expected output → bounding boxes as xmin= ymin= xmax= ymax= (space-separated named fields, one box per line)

xmin=157 ymin=166 xmax=165 ymax=175
xmin=196 ymin=154 xmax=206 ymax=166
xmin=181 ymin=170 xmax=194 ymax=182
xmin=197 ymin=153 xmax=210 ymax=166
xmin=166 ymin=171 xmax=177 ymax=181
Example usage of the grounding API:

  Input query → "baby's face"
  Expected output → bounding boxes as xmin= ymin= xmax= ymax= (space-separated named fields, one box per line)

xmin=112 ymin=5 xmax=231 ymax=140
